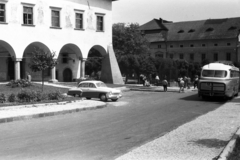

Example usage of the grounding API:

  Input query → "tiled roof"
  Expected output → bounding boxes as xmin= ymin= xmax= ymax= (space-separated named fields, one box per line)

xmin=139 ymin=19 xmax=169 ymax=31
xmin=140 ymin=17 xmax=240 ymax=42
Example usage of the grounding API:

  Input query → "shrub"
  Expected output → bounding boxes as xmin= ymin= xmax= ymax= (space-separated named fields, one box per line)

xmin=36 ymin=91 xmax=48 ymax=101
xmin=8 ymin=93 xmax=17 ymax=102
xmin=17 ymin=89 xmax=37 ymax=102
xmin=48 ymin=90 xmax=65 ymax=100
xmin=0 ymin=93 xmax=6 ymax=103
xmin=7 ymin=79 xmax=32 ymax=88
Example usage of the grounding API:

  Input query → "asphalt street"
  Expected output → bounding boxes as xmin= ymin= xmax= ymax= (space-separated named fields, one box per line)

xmin=0 ymin=90 xmax=226 ymax=160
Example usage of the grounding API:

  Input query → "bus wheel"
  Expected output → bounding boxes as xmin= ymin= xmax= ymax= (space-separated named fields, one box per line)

xmin=202 ymin=95 xmax=207 ymax=100
xmin=235 ymin=92 xmax=239 ymax=97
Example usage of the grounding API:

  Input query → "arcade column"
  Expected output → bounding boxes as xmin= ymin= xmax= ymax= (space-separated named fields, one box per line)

xmin=80 ymin=58 xmax=86 ymax=79
xmin=14 ymin=58 xmax=22 ymax=80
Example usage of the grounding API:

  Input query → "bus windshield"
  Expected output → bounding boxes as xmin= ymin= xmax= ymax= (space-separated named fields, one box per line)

xmin=202 ymin=70 xmax=227 ymax=78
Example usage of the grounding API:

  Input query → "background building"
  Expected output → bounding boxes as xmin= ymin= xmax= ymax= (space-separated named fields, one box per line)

xmin=139 ymin=17 xmax=240 ymax=64
xmin=0 ymin=0 xmax=123 ymax=84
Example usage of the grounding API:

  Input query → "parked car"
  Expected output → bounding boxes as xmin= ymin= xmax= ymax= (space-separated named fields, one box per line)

xmin=67 ymin=80 xmax=122 ymax=101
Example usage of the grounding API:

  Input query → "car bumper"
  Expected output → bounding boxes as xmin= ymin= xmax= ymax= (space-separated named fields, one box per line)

xmin=107 ymin=94 xmax=122 ymax=99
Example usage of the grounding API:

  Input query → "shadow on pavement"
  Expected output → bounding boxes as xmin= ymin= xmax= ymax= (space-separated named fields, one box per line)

xmin=191 ymin=138 xmax=228 ymax=149
xmin=180 ymin=94 xmax=227 ymax=104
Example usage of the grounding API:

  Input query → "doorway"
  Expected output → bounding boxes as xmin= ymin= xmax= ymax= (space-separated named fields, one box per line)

xmin=63 ymin=68 xmax=72 ymax=82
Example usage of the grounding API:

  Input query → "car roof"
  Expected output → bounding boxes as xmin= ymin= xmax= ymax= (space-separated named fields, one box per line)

xmin=79 ymin=80 xmax=103 ymax=83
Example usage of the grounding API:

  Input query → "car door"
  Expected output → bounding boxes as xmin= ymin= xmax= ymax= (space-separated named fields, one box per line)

xmin=78 ymin=83 xmax=89 ymax=97
xmin=88 ymin=82 xmax=99 ymax=98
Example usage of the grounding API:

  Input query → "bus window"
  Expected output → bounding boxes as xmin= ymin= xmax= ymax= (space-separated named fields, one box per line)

xmin=202 ymin=70 xmax=227 ymax=78
xmin=215 ymin=71 xmax=227 ymax=77
xmin=202 ymin=70 xmax=214 ymax=77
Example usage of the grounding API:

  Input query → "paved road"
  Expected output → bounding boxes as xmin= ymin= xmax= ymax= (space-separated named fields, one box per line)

xmin=0 ymin=90 xmax=226 ymax=160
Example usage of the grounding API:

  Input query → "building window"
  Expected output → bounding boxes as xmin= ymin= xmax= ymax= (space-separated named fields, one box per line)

xmin=202 ymin=44 xmax=206 ymax=47
xmin=158 ymin=45 xmax=161 ymax=48
xmin=180 ymin=45 xmax=183 ymax=48
xmin=75 ymin=10 xmax=84 ymax=29
xmin=213 ymin=53 xmax=218 ymax=61
xmin=178 ymin=30 xmax=184 ymax=33
xmin=179 ymin=54 xmax=184 ymax=59
xmin=170 ymin=45 xmax=173 ymax=48
xmin=96 ymin=13 xmax=104 ymax=31
xmin=190 ymin=44 xmax=194 ymax=47
xmin=188 ymin=29 xmax=195 ymax=33
xmin=201 ymin=53 xmax=206 ymax=61
xmin=206 ymin=28 xmax=214 ymax=32
xmin=214 ymin=43 xmax=218 ymax=46
xmin=0 ymin=3 xmax=5 ymax=22
xmin=23 ymin=6 xmax=33 ymax=25
xmin=226 ymin=53 xmax=231 ymax=61
xmin=62 ymin=54 xmax=68 ymax=64
xmin=227 ymin=43 xmax=231 ymax=46
xmin=190 ymin=53 xmax=194 ymax=61
xmin=156 ymin=54 xmax=163 ymax=58
xmin=228 ymin=26 xmax=237 ymax=30
xmin=170 ymin=54 xmax=173 ymax=59
xmin=50 ymin=7 xmax=61 ymax=28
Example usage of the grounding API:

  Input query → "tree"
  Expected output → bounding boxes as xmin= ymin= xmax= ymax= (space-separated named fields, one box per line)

xmin=29 ymin=47 xmax=58 ymax=91
xmin=113 ymin=23 xmax=151 ymax=82
xmin=85 ymin=48 xmax=102 ymax=78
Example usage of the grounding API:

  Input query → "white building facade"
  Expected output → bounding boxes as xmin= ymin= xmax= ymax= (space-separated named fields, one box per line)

xmin=0 ymin=0 xmax=123 ymax=84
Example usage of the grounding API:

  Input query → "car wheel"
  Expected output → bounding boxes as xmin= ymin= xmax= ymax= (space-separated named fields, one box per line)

xmin=112 ymin=99 xmax=118 ymax=102
xmin=100 ymin=94 xmax=107 ymax=102
xmin=86 ymin=97 xmax=91 ymax=100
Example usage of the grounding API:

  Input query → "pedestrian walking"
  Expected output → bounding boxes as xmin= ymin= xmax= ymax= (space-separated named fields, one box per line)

xmin=179 ymin=77 xmax=185 ymax=93
xmin=140 ymin=74 xmax=145 ymax=86
xmin=184 ymin=76 xmax=187 ymax=88
xmin=194 ymin=75 xmax=199 ymax=89
xmin=162 ymin=78 xmax=168 ymax=92
xmin=155 ymin=75 xmax=160 ymax=86
xmin=187 ymin=76 xmax=191 ymax=89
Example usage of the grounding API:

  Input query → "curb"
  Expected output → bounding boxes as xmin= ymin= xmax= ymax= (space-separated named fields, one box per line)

xmin=0 ymin=101 xmax=107 ymax=124
xmin=217 ymin=127 xmax=240 ymax=160
xmin=129 ymin=88 xmax=197 ymax=92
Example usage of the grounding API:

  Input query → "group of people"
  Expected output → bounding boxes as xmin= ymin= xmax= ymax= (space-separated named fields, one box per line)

xmin=139 ymin=74 xmax=199 ymax=93
xmin=178 ymin=75 xmax=199 ymax=93
xmin=140 ymin=74 xmax=168 ymax=92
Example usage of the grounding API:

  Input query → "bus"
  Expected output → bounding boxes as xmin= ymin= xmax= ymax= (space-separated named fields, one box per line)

xmin=198 ymin=62 xmax=239 ymax=99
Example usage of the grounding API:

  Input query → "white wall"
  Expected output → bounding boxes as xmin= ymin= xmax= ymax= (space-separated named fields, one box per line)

xmin=0 ymin=0 xmax=113 ymax=58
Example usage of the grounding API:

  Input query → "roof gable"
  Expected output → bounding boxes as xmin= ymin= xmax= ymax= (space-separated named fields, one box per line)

xmin=139 ymin=19 xmax=168 ymax=31
xmin=140 ymin=17 xmax=240 ymax=42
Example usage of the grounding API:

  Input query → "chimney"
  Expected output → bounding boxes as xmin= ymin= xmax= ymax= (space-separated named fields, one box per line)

xmin=159 ymin=18 xmax=163 ymax=23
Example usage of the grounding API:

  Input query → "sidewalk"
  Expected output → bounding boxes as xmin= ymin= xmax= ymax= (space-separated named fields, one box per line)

xmin=115 ymin=97 xmax=240 ymax=160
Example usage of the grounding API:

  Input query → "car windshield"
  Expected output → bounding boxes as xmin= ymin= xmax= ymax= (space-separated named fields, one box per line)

xmin=202 ymin=70 xmax=227 ymax=78
xmin=96 ymin=82 xmax=107 ymax=87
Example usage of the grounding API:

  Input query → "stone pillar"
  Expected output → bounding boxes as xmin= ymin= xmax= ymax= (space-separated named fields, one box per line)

xmin=14 ymin=58 xmax=22 ymax=80
xmin=80 ymin=58 xmax=86 ymax=79
xmin=48 ymin=66 xmax=58 ymax=83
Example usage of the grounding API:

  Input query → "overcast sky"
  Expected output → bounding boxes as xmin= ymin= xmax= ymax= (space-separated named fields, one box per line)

xmin=112 ymin=0 xmax=240 ymax=25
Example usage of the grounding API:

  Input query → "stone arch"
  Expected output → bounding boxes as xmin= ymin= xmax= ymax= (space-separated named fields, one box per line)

xmin=22 ymin=42 xmax=51 ymax=80
xmin=0 ymin=40 xmax=16 ymax=81
xmin=85 ymin=45 xmax=107 ymax=80
xmin=87 ymin=45 xmax=107 ymax=57
xmin=0 ymin=40 xmax=16 ymax=58
xmin=56 ymin=43 xmax=82 ymax=82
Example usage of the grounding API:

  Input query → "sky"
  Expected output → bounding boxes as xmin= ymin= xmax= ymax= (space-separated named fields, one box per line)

xmin=112 ymin=0 xmax=240 ymax=25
